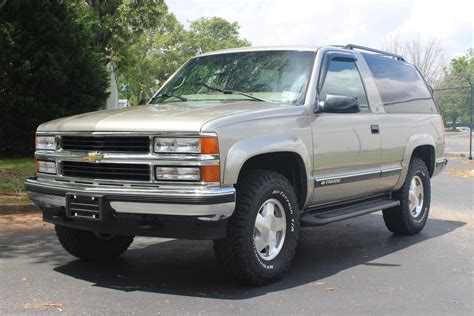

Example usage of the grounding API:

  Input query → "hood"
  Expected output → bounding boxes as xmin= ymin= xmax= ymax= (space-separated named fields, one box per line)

xmin=38 ymin=101 xmax=299 ymax=132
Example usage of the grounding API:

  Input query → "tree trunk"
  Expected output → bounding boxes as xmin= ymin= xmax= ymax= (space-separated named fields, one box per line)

xmin=105 ymin=59 xmax=119 ymax=109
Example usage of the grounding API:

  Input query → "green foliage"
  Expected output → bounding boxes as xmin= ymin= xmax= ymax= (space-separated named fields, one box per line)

xmin=84 ymin=0 xmax=169 ymax=61
xmin=436 ymin=49 xmax=473 ymax=127
xmin=118 ymin=12 xmax=189 ymax=104
xmin=0 ymin=0 xmax=109 ymax=156
xmin=0 ymin=158 xmax=36 ymax=195
xmin=117 ymin=16 xmax=251 ymax=104
xmin=187 ymin=17 xmax=251 ymax=54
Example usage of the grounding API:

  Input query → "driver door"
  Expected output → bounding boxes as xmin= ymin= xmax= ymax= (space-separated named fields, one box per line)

xmin=310 ymin=52 xmax=381 ymax=205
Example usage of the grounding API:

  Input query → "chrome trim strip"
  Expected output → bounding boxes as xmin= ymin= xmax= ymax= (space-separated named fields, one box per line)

xmin=314 ymin=167 xmax=402 ymax=187
xmin=35 ymin=151 xmax=220 ymax=165
xmin=37 ymin=174 xmax=220 ymax=187
xmin=380 ymin=167 xmax=403 ymax=178
xmin=26 ymin=177 xmax=233 ymax=197
xmin=110 ymin=201 xmax=235 ymax=219
xmin=316 ymin=169 xmax=381 ymax=182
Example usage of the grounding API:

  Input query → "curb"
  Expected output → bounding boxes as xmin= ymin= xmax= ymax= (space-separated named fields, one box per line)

xmin=446 ymin=152 xmax=470 ymax=158
xmin=0 ymin=203 xmax=40 ymax=215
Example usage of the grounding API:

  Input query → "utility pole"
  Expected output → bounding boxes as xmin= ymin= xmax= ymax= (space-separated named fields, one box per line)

xmin=467 ymin=77 xmax=473 ymax=160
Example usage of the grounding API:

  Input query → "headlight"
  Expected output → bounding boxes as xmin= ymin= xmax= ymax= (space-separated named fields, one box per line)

xmin=153 ymin=136 xmax=219 ymax=154
xmin=155 ymin=166 xmax=200 ymax=181
xmin=37 ymin=160 xmax=57 ymax=174
xmin=154 ymin=137 xmax=200 ymax=153
xmin=36 ymin=135 xmax=55 ymax=150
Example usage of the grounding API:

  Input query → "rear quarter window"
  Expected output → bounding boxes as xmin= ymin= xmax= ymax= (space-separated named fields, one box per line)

xmin=363 ymin=53 xmax=437 ymax=114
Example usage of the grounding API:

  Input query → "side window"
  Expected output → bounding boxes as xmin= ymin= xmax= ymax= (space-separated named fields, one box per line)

xmin=363 ymin=53 xmax=436 ymax=113
xmin=320 ymin=58 xmax=369 ymax=111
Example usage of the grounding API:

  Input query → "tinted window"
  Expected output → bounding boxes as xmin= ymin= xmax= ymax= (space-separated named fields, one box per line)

xmin=363 ymin=53 xmax=436 ymax=113
xmin=152 ymin=51 xmax=315 ymax=105
xmin=320 ymin=58 xmax=369 ymax=110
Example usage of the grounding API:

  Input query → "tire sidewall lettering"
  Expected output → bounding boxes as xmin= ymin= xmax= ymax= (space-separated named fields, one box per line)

xmin=253 ymin=188 xmax=297 ymax=270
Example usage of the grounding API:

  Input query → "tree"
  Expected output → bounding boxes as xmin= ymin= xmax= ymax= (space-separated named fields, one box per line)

xmin=383 ymin=35 xmax=447 ymax=85
xmin=118 ymin=16 xmax=251 ymax=104
xmin=186 ymin=17 xmax=251 ymax=55
xmin=435 ymin=49 xmax=473 ymax=128
xmin=0 ymin=0 xmax=109 ymax=156
xmin=83 ymin=0 xmax=171 ymax=107
xmin=118 ymin=12 xmax=188 ymax=104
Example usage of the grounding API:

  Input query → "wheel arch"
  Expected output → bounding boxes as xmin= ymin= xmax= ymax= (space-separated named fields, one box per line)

xmin=223 ymin=136 xmax=312 ymax=209
xmin=394 ymin=134 xmax=436 ymax=190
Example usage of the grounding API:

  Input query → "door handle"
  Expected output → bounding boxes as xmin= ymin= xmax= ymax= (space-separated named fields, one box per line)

xmin=370 ymin=124 xmax=380 ymax=134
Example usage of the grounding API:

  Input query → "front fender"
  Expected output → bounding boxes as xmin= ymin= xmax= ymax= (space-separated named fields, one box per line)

xmin=223 ymin=135 xmax=312 ymax=186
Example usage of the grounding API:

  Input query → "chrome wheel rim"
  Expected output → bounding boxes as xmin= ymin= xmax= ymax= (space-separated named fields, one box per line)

xmin=253 ymin=198 xmax=287 ymax=261
xmin=409 ymin=175 xmax=424 ymax=218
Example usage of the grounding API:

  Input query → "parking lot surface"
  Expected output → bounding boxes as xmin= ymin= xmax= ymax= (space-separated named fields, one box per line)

xmin=1 ymin=162 xmax=473 ymax=315
xmin=445 ymin=132 xmax=473 ymax=156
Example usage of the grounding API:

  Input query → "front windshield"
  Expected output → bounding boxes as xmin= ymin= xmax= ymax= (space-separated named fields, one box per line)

xmin=151 ymin=50 xmax=315 ymax=105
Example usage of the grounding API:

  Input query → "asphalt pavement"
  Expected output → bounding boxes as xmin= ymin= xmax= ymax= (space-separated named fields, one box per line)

xmin=445 ymin=132 xmax=474 ymax=157
xmin=0 ymin=163 xmax=473 ymax=315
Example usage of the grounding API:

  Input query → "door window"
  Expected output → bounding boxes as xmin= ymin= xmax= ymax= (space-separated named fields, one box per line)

xmin=320 ymin=58 xmax=369 ymax=111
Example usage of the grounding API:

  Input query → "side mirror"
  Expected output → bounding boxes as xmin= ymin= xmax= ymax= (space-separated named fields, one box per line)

xmin=318 ymin=94 xmax=360 ymax=113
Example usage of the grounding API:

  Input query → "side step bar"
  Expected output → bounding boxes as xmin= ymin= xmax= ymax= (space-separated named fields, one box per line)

xmin=300 ymin=198 xmax=400 ymax=227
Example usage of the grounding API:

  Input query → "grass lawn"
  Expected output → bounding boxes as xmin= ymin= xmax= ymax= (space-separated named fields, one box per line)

xmin=0 ymin=158 xmax=36 ymax=203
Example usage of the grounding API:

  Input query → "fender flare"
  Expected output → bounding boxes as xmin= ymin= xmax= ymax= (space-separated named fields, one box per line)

xmin=394 ymin=133 xmax=436 ymax=190
xmin=223 ymin=135 xmax=312 ymax=187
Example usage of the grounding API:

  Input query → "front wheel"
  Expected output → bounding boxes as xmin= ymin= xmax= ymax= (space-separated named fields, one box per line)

xmin=383 ymin=157 xmax=431 ymax=235
xmin=214 ymin=170 xmax=300 ymax=285
xmin=55 ymin=226 xmax=134 ymax=261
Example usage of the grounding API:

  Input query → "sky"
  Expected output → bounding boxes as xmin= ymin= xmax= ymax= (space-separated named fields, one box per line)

xmin=166 ymin=0 xmax=473 ymax=59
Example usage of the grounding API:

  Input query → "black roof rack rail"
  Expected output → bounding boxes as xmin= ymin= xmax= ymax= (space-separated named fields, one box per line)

xmin=343 ymin=44 xmax=406 ymax=61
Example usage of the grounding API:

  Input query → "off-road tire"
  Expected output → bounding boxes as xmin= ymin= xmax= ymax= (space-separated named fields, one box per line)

xmin=383 ymin=158 xmax=431 ymax=235
xmin=55 ymin=226 xmax=134 ymax=261
xmin=214 ymin=170 xmax=300 ymax=285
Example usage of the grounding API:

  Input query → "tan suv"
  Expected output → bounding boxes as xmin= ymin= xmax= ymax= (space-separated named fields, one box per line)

xmin=26 ymin=44 xmax=447 ymax=285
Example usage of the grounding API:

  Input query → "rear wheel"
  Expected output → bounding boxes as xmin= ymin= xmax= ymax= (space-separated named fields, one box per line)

xmin=383 ymin=158 xmax=431 ymax=235
xmin=55 ymin=226 xmax=134 ymax=261
xmin=214 ymin=170 xmax=300 ymax=285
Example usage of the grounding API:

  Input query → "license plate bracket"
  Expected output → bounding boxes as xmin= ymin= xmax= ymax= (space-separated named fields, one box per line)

xmin=66 ymin=193 xmax=105 ymax=221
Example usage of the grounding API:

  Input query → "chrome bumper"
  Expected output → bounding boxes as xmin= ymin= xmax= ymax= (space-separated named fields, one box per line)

xmin=25 ymin=177 xmax=235 ymax=221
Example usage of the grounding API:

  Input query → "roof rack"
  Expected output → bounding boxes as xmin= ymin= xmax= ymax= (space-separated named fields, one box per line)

xmin=343 ymin=44 xmax=406 ymax=61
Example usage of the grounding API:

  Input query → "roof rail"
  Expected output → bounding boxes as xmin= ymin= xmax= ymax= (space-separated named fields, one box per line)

xmin=343 ymin=44 xmax=406 ymax=61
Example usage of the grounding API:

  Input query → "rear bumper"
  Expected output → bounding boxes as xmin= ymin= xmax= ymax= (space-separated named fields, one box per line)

xmin=25 ymin=177 xmax=235 ymax=239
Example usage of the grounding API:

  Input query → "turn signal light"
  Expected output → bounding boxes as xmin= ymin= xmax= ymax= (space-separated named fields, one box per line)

xmin=201 ymin=165 xmax=220 ymax=182
xmin=201 ymin=137 xmax=219 ymax=154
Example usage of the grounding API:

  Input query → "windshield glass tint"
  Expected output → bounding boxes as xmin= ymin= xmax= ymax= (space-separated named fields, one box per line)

xmin=153 ymin=50 xmax=315 ymax=104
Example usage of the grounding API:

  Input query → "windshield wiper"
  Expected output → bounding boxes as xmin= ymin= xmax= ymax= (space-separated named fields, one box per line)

xmin=202 ymin=83 xmax=270 ymax=102
xmin=153 ymin=92 xmax=188 ymax=102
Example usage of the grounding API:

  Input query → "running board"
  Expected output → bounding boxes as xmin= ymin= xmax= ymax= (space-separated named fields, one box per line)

xmin=300 ymin=198 xmax=400 ymax=227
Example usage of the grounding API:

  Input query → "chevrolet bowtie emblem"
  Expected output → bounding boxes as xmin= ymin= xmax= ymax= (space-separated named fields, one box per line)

xmin=84 ymin=151 xmax=104 ymax=162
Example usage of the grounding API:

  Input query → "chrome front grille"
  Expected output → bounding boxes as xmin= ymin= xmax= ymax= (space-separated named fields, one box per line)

xmin=62 ymin=161 xmax=150 ymax=182
xmin=35 ymin=132 xmax=221 ymax=186
xmin=61 ymin=136 xmax=150 ymax=153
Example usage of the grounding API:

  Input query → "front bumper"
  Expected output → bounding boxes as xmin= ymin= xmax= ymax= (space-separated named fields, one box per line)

xmin=26 ymin=177 xmax=235 ymax=239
